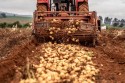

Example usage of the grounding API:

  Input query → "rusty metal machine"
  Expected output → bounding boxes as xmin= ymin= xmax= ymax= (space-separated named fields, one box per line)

xmin=32 ymin=0 xmax=101 ymax=46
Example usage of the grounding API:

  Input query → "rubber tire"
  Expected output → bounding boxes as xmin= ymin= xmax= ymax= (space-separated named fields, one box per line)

xmin=79 ymin=4 xmax=89 ymax=12
xmin=79 ymin=2 xmax=89 ymax=12
xmin=38 ymin=4 xmax=47 ymax=11
xmin=92 ymin=37 xmax=97 ymax=47
xmin=32 ymin=35 xmax=39 ymax=46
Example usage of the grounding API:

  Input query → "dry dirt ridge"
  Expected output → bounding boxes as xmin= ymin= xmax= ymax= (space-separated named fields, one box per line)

xmin=0 ymin=28 xmax=125 ymax=83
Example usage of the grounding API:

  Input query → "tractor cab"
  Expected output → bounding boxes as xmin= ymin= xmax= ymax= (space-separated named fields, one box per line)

xmin=51 ymin=0 xmax=76 ymax=11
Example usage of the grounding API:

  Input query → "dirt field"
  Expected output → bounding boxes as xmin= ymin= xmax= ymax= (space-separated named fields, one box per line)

xmin=0 ymin=28 xmax=125 ymax=83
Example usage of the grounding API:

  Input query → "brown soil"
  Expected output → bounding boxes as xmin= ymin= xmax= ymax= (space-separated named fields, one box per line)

xmin=0 ymin=28 xmax=125 ymax=83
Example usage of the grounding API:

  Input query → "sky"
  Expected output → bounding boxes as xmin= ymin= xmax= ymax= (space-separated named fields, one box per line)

xmin=0 ymin=0 xmax=125 ymax=19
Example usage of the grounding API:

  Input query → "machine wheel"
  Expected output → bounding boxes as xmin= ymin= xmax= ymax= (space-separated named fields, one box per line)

xmin=32 ymin=35 xmax=38 ymax=46
xmin=78 ymin=2 xmax=89 ymax=12
xmin=79 ymin=4 xmax=89 ymax=12
xmin=92 ymin=37 xmax=97 ymax=47
xmin=32 ymin=35 xmax=45 ymax=46
xmin=38 ymin=4 xmax=47 ymax=11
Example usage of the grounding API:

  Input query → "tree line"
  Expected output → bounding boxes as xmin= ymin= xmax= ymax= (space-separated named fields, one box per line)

xmin=0 ymin=21 xmax=31 ymax=28
xmin=0 ymin=13 xmax=31 ymax=28
xmin=99 ymin=16 xmax=125 ymax=27
xmin=0 ymin=13 xmax=7 ymax=18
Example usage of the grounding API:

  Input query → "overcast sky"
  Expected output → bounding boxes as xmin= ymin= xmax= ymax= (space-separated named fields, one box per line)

xmin=0 ymin=0 xmax=125 ymax=19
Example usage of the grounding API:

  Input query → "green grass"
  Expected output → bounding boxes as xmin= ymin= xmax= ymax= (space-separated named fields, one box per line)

xmin=0 ymin=16 xmax=32 ymax=24
xmin=102 ymin=24 xmax=125 ymax=29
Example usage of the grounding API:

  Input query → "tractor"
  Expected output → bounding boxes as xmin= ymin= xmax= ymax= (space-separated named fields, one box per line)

xmin=32 ymin=0 xmax=101 ymax=46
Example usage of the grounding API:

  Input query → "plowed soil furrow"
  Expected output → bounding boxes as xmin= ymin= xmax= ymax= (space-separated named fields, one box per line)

xmin=0 ymin=40 xmax=36 ymax=83
xmin=0 ymin=36 xmax=26 ymax=56
xmin=0 ymin=28 xmax=32 ymax=57
xmin=0 ymin=28 xmax=125 ymax=83
xmin=90 ymin=46 xmax=125 ymax=83
xmin=0 ymin=28 xmax=36 ymax=83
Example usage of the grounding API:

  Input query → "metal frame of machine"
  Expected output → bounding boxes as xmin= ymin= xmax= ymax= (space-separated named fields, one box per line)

xmin=32 ymin=0 xmax=100 ymax=46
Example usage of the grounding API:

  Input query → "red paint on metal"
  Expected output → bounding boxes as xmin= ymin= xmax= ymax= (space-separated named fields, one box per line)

xmin=76 ymin=0 xmax=78 ymax=11
xmin=78 ymin=0 xmax=88 ymax=2
xmin=37 ymin=0 xmax=48 ymax=3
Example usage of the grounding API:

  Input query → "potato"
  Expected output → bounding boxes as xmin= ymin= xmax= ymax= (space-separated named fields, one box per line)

xmin=68 ymin=31 xmax=71 ymax=34
xmin=37 ymin=68 xmax=43 ymax=73
xmin=72 ymin=38 xmax=75 ymax=41
xmin=20 ymin=43 xmax=99 ymax=83
xmin=50 ymin=31 xmax=53 ymax=35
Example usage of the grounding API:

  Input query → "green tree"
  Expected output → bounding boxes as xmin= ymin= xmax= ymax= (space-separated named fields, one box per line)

xmin=113 ymin=18 xmax=119 ymax=27
xmin=13 ymin=21 xmax=22 ymax=28
xmin=0 ymin=22 xmax=7 ymax=28
xmin=23 ymin=23 xmax=30 ymax=28
xmin=113 ymin=23 xmax=119 ymax=27
xmin=119 ymin=23 xmax=124 ymax=27
xmin=1 ymin=13 xmax=7 ymax=18
xmin=99 ymin=16 xmax=103 ymax=24
xmin=104 ymin=17 xmax=112 ymax=25
xmin=7 ymin=23 xmax=13 ymax=28
xmin=113 ymin=18 xmax=118 ymax=22
xmin=119 ymin=19 xmax=125 ymax=27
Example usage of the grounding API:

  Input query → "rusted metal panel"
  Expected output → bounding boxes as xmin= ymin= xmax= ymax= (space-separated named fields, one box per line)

xmin=35 ymin=11 xmax=96 ymax=25
xmin=40 ymin=16 xmax=90 ymax=20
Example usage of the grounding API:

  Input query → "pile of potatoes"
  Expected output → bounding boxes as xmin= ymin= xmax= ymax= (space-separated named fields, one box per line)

xmin=49 ymin=27 xmax=61 ymax=34
xmin=48 ymin=27 xmax=79 ymax=42
xmin=66 ymin=28 xmax=78 ymax=34
xmin=20 ymin=43 xmax=99 ymax=83
xmin=48 ymin=20 xmax=81 ymax=41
